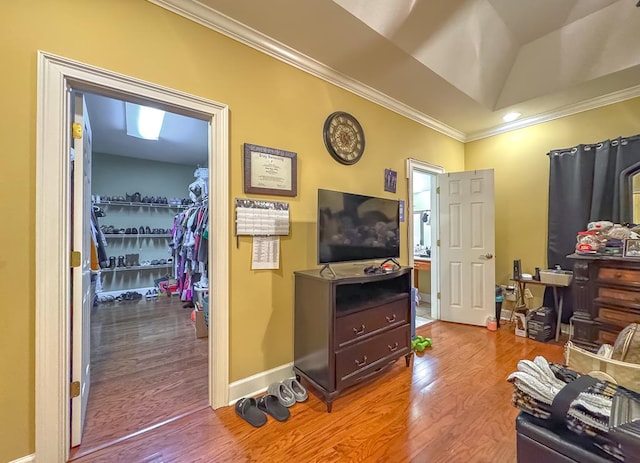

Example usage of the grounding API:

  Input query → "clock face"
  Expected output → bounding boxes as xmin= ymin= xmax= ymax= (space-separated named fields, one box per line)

xmin=323 ymin=111 xmax=365 ymax=165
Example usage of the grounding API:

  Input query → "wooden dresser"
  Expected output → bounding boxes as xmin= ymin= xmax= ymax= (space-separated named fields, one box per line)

xmin=293 ymin=267 xmax=412 ymax=412
xmin=568 ymin=254 xmax=640 ymax=350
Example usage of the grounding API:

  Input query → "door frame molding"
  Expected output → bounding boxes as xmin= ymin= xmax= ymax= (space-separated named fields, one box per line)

xmin=406 ymin=158 xmax=444 ymax=320
xmin=35 ymin=51 xmax=230 ymax=462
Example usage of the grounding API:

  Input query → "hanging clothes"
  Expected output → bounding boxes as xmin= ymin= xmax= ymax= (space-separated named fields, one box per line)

xmin=171 ymin=200 xmax=209 ymax=302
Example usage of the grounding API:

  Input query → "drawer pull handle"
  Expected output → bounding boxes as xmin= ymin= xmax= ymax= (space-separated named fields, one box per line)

xmin=353 ymin=325 xmax=365 ymax=335
xmin=615 ymin=272 xmax=623 ymax=278
xmin=386 ymin=314 xmax=397 ymax=323
xmin=355 ymin=356 xmax=367 ymax=367
xmin=388 ymin=342 xmax=399 ymax=352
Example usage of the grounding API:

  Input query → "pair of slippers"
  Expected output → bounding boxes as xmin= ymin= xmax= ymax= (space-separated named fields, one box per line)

xmin=235 ymin=378 xmax=308 ymax=427
xmin=412 ymin=335 xmax=432 ymax=352
xmin=235 ymin=394 xmax=290 ymax=427
xmin=267 ymin=378 xmax=307 ymax=407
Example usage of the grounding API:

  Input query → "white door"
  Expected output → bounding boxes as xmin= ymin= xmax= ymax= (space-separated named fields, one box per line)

xmin=71 ymin=93 xmax=93 ymax=447
xmin=438 ymin=169 xmax=495 ymax=326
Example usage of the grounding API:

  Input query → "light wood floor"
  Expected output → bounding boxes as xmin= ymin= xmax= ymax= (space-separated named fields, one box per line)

xmin=73 ymin=320 xmax=564 ymax=463
xmin=70 ymin=296 xmax=208 ymax=459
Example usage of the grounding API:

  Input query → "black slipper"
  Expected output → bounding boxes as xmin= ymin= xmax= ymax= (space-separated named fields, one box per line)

xmin=235 ymin=397 xmax=267 ymax=427
xmin=257 ymin=394 xmax=290 ymax=422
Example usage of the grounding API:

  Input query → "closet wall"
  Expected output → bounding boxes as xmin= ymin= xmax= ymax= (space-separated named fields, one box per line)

xmin=93 ymin=153 xmax=196 ymax=197
xmin=92 ymin=153 xmax=198 ymax=292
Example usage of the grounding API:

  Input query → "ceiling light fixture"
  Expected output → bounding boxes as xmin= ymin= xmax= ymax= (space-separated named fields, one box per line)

xmin=503 ymin=112 xmax=521 ymax=123
xmin=125 ymin=102 xmax=165 ymax=140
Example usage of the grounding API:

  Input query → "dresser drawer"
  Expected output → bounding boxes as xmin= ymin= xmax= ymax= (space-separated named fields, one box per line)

xmin=599 ymin=267 xmax=640 ymax=283
xmin=598 ymin=329 xmax=619 ymax=345
xmin=335 ymin=324 xmax=410 ymax=390
xmin=598 ymin=287 xmax=640 ymax=305
xmin=597 ymin=307 xmax=640 ymax=329
xmin=335 ymin=298 xmax=409 ymax=348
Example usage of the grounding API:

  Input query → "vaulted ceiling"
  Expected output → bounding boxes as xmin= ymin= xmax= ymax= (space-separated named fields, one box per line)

xmin=152 ymin=0 xmax=640 ymax=141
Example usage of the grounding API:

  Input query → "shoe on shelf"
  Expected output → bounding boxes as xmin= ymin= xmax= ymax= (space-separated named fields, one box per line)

xmin=145 ymin=226 xmax=152 ymax=234
xmin=139 ymin=226 xmax=145 ymax=234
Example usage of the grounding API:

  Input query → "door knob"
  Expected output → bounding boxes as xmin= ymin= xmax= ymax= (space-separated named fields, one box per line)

xmin=482 ymin=253 xmax=494 ymax=259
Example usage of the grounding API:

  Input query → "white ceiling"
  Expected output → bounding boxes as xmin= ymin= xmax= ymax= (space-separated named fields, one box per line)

xmin=152 ymin=0 xmax=640 ymax=140
xmin=84 ymin=92 xmax=209 ymax=165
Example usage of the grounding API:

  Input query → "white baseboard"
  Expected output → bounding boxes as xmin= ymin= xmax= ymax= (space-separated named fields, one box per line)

xmin=9 ymin=454 xmax=35 ymax=463
xmin=228 ymin=362 xmax=294 ymax=405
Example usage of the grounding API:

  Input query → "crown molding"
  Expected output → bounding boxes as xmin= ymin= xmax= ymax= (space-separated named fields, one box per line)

xmin=466 ymin=84 xmax=640 ymax=142
xmin=147 ymin=0 xmax=466 ymax=142
xmin=148 ymin=0 xmax=640 ymax=144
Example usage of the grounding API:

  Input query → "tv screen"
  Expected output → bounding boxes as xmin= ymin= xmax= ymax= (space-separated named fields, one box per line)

xmin=318 ymin=189 xmax=400 ymax=264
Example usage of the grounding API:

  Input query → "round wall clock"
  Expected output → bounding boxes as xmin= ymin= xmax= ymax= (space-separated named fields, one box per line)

xmin=323 ymin=111 xmax=365 ymax=165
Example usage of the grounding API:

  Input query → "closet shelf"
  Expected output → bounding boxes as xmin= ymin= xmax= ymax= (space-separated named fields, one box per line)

xmin=104 ymin=234 xmax=172 ymax=239
xmin=95 ymin=201 xmax=188 ymax=209
xmin=101 ymin=264 xmax=172 ymax=272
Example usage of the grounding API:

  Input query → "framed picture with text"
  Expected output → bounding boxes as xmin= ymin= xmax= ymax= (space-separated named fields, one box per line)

xmin=243 ymin=143 xmax=297 ymax=197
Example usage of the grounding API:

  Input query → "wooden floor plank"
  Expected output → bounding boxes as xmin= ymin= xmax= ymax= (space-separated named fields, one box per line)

xmin=73 ymin=321 xmax=564 ymax=463
xmin=70 ymin=296 xmax=208 ymax=459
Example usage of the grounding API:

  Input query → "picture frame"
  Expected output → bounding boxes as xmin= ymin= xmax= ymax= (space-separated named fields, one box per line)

xmin=243 ymin=143 xmax=297 ymax=197
xmin=623 ymin=238 xmax=640 ymax=257
xmin=384 ymin=168 xmax=397 ymax=193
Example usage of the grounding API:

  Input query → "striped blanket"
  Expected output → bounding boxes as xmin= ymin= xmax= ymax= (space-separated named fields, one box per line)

xmin=508 ymin=356 xmax=640 ymax=461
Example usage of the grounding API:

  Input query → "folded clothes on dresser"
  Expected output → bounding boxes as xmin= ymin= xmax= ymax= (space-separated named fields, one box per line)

xmin=508 ymin=356 xmax=640 ymax=461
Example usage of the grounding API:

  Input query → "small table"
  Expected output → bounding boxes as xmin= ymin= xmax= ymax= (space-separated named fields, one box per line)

xmin=512 ymin=278 xmax=569 ymax=342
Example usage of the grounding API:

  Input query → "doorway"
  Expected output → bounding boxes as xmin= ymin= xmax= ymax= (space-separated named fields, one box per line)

xmin=407 ymin=159 xmax=443 ymax=326
xmin=69 ymin=90 xmax=211 ymax=458
xmin=35 ymin=52 xmax=229 ymax=462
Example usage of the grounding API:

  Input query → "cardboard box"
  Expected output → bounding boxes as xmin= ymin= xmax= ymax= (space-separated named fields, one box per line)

xmin=514 ymin=312 xmax=527 ymax=337
xmin=194 ymin=309 xmax=208 ymax=338
xmin=527 ymin=320 xmax=554 ymax=342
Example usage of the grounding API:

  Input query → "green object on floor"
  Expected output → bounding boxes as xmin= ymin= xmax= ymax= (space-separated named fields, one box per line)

xmin=411 ymin=335 xmax=432 ymax=352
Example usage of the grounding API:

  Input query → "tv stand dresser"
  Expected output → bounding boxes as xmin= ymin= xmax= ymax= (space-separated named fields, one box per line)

xmin=293 ymin=266 xmax=413 ymax=412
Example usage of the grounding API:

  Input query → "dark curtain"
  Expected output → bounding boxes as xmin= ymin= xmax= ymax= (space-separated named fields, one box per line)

xmin=546 ymin=135 xmax=640 ymax=321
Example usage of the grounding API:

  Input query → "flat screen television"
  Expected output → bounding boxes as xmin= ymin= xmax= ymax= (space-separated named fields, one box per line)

xmin=318 ymin=189 xmax=400 ymax=264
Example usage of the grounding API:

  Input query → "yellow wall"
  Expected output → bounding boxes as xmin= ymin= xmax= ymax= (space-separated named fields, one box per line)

xmin=465 ymin=97 xmax=640 ymax=306
xmin=0 ymin=1 xmax=464 ymax=460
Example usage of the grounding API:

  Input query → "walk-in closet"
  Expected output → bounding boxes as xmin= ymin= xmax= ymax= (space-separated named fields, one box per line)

xmin=70 ymin=91 xmax=211 ymax=458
